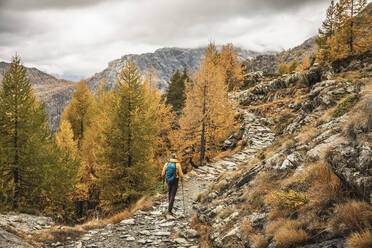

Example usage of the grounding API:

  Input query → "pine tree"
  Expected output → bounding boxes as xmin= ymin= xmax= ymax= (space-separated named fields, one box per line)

xmin=165 ymin=67 xmax=189 ymax=112
xmin=0 ymin=56 xmax=77 ymax=215
xmin=0 ymin=56 xmax=49 ymax=209
xmin=317 ymin=0 xmax=338 ymax=47
xmin=219 ymin=43 xmax=245 ymax=91
xmin=100 ymin=62 xmax=158 ymax=208
xmin=178 ymin=43 xmax=235 ymax=166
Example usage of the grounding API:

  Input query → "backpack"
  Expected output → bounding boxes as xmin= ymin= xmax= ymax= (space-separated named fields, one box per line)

xmin=165 ymin=162 xmax=177 ymax=182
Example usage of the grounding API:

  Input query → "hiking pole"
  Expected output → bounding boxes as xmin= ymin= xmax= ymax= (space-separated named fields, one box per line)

xmin=181 ymin=178 xmax=185 ymax=216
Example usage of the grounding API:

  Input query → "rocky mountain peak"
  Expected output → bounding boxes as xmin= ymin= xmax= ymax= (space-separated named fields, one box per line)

xmin=86 ymin=46 xmax=260 ymax=92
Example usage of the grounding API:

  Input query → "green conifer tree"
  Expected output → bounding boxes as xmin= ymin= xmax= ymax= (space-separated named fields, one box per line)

xmin=0 ymin=56 xmax=77 ymax=215
xmin=165 ymin=67 xmax=189 ymax=112
xmin=317 ymin=0 xmax=338 ymax=48
xmin=100 ymin=62 xmax=157 ymax=208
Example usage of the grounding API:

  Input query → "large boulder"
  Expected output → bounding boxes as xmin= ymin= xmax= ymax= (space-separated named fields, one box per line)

xmin=326 ymin=141 xmax=372 ymax=203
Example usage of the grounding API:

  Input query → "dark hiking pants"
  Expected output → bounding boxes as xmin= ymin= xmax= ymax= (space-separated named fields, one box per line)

xmin=167 ymin=178 xmax=179 ymax=213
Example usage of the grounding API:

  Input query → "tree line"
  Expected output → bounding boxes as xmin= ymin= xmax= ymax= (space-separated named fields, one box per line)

xmin=276 ymin=0 xmax=370 ymax=75
xmin=0 ymin=43 xmax=243 ymax=222
xmin=316 ymin=0 xmax=370 ymax=63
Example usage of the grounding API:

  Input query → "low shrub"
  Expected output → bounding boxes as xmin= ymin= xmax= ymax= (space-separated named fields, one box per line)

xmin=266 ymin=190 xmax=307 ymax=211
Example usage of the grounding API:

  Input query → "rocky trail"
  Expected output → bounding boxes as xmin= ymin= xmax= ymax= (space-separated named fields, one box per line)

xmin=62 ymin=109 xmax=275 ymax=248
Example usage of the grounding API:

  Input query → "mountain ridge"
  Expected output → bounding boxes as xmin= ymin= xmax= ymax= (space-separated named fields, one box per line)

xmin=85 ymin=46 xmax=261 ymax=92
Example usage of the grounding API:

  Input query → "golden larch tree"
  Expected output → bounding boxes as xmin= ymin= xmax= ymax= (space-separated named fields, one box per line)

xmin=178 ymin=43 xmax=236 ymax=166
xmin=219 ymin=43 xmax=245 ymax=91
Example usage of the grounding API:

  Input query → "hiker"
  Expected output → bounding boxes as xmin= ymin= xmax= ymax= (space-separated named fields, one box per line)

xmin=161 ymin=153 xmax=184 ymax=215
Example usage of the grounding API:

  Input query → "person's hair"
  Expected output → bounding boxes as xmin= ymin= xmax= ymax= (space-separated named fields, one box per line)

xmin=171 ymin=153 xmax=177 ymax=159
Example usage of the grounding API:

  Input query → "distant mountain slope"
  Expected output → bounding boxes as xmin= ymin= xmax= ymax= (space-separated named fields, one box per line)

xmin=86 ymin=47 xmax=260 ymax=92
xmin=0 ymin=62 xmax=76 ymax=131
xmin=244 ymin=36 xmax=319 ymax=74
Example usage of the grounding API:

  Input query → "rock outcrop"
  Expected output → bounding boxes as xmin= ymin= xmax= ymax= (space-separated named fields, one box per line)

xmin=244 ymin=36 xmax=318 ymax=74
xmin=191 ymin=55 xmax=371 ymax=247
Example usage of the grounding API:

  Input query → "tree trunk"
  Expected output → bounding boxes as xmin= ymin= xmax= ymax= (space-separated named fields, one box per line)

xmin=349 ymin=0 xmax=354 ymax=54
xmin=127 ymin=81 xmax=132 ymax=168
xmin=78 ymin=120 xmax=84 ymax=149
xmin=200 ymin=84 xmax=207 ymax=166
xmin=13 ymin=107 xmax=19 ymax=209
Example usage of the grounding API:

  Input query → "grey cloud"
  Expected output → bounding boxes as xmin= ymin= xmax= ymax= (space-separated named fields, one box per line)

xmin=0 ymin=0 xmax=116 ymax=10
xmin=0 ymin=0 xmax=331 ymax=79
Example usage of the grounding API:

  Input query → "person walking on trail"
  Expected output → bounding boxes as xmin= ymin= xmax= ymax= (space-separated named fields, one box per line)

xmin=162 ymin=153 xmax=184 ymax=215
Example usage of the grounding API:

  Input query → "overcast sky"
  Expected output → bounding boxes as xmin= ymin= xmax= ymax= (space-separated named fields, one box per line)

xmin=0 ymin=0 xmax=332 ymax=81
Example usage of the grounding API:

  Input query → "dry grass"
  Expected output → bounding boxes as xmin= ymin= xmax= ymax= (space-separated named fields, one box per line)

xmin=267 ymin=209 xmax=291 ymax=221
xmin=210 ymin=180 xmax=229 ymax=193
xmin=328 ymin=200 xmax=372 ymax=235
xmin=344 ymin=92 xmax=372 ymax=139
xmin=265 ymin=218 xmax=298 ymax=238
xmin=200 ymin=241 xmax=213 ymax=248
xmin=190 ymin=214 xmax=212 ymax=248
xmin=105 ymin=210 xmax=132 ymax=224
xmin=131 ymin=196 xmax=154 ymax=212
xmin=295 ymin=126 xmax=321 ymax=145
xmin=265 ymin=218 xmax=307 ymax=247
xmin=304 ymin=162 xmax=342 ymax=206
xmin=242 ymin=171 xmax=282 ymax=213
xmin=196 ymin=191 xmax=208 ymax=203
xmin=346 ymin=230 xmax=372 ymax=248
xmin=249 ymin=233 xmax=269 ymax=248
xmin=273 ymin=110 xmax=296 ymax=135
xmin=240 ymin=220 xmax=253 ymax=240
xmin=105 ymin=196 xmax=154 ymax=224
xmin=274 ymin=227 xmax=307 ymax=247
xmin=80 ymin=219 xmax=106 ymax=230
xmin=26 ymin=225 xmax=88 ymax=247
xmin=216 ymin=170 xmax=241 ymax=182
xmin=217 ymin=207 xmax=234 ymax=219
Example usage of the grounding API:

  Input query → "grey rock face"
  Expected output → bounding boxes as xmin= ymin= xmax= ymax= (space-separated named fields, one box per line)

xmin=327 ymin=141 xmax=372 ymax=203
xmin=0 ymin=213 xmax=56 ymax=248
xmin=85 ymin=47 xmax=258 ymax=92
xmin=232 ymin=66 xmax=323 ymax=107
xmin=0 ymin=227 xmax=33 ymax=248
xmin=0 ymin=213 xmax=55 ymax=232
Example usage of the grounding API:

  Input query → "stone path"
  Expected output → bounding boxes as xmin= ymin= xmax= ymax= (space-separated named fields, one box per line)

xmin=63 ymin=109 xmax=275 ymax=248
